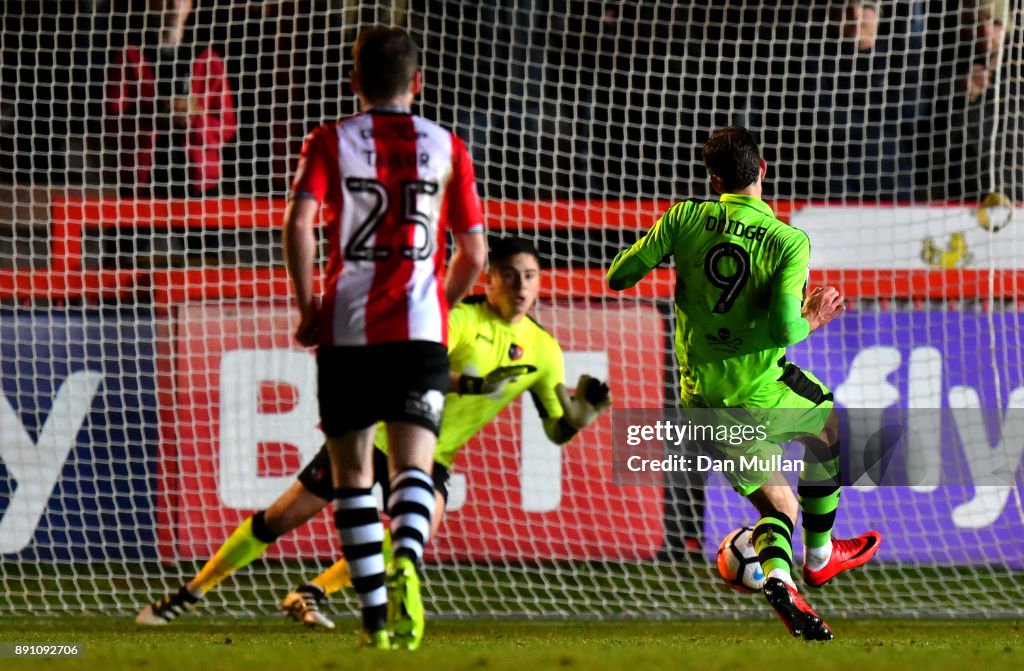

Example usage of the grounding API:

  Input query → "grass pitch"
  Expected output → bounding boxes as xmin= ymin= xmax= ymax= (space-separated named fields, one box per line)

xmin=1 ymin=616 xmax=1021 ymax=671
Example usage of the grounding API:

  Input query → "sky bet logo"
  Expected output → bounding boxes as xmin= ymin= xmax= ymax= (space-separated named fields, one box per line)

xmin=0 ymin=371 xmax=104 ymax=553
xmin=0 ymin=310 xmax=159 ymax=558
xmin=833 ymin=344 xmax=1024 ymax=529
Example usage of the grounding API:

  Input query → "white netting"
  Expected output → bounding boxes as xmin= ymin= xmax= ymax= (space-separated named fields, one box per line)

xmin=1 ymin=1 xmax=1022 ymax=620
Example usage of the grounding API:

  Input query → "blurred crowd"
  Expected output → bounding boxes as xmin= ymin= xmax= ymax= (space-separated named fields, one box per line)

xmin=0 ymin=0 xmax=1018 ymax=202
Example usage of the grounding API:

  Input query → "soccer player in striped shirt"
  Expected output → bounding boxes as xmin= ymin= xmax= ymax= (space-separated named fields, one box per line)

xmin=607 ymin=126 xmax=881 ymax=641
xmin=135 ymin=237 xmax=611 ymax=635
xmin=284 ymin=25 xmax=485 ymax=649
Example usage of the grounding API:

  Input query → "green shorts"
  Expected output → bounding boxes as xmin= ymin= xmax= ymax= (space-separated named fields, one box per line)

xmin=690 ymin=363 xmax=833 ymax=497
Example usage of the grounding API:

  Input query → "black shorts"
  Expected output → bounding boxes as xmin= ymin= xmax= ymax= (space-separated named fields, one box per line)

xmin=296 ymin=443 xmax=451 ymax=504
xmin=317 ymin=341 xmax=449 ymax=437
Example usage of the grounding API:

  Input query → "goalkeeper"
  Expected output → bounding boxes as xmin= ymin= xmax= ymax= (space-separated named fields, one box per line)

xmin=607 ymin=126 xmax=880 ymax=642
xmin=137 ymin=236 xmax=612 ymax=628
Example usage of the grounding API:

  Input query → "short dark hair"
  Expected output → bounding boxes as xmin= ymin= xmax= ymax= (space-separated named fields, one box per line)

xmin=488 ymin=237 xmax=541 ymax=267
xmin=702 ymin=126 xmax=762 ymax=192
xmin=352 ymin=26 xmax=420 ymax=102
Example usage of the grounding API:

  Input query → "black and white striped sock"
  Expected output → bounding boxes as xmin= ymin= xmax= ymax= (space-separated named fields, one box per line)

xmin=333 ymin=488 xmax=386 ymax=632
xmin=388 ymin=468 xmax=436 ymax=564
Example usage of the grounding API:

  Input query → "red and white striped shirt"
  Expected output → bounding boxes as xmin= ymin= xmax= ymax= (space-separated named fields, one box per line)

xmin=291 ymin=109 xmax=484 ymax=346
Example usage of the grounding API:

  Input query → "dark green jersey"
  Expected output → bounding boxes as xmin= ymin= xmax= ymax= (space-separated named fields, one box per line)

xmin=607 ymin=193 xmax=811 ymax=406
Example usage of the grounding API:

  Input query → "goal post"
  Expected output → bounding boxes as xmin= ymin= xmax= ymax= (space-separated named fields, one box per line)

xmin=0 ymin=1 xmax=1022 ymax=619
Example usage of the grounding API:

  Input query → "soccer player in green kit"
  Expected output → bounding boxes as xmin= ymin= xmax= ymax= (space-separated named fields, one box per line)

xmin=607 ymin=126 xmax=881 ymax=641
xmin=137 ymin=237 xmax=612 ymax=638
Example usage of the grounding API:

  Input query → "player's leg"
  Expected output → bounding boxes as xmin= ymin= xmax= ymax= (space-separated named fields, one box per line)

xmin=387 ymin=423 xmax=438 ymax=564
xmin=699 ymin=429 xmax=801 ymax=590
xmin=293 ymin=458 xmax=450 ymax=603
xmin=732 ymin=376 xmax=836 ymax=641
xmin=799 ymin=408 xmax=882 ymax=587
xmin=746 ymin=473 xmax=799 ymax=587
xmin=327 ymin=427 xmax=390 ymax=648
xmin=276 ymin=446 xmax=338 ymax=628
xmin=384 ymin=421 xmax=438 ymax=651
xmin=748 ymin=365 xmax=882 ymax=586
xmin=283 ymin=448 xmax=389 ymax=629
xmin=135 ymin=478 xmax=328 ymax=625
xmin=381 ymin=340 xmax=449 ymax=651
xmin=288 ymin=492 xmax=447 ymax=627
xmin=316 ymin=345 xmax=391 ymax=649
xmin=746 ymin=477 xmax=832 ymax=641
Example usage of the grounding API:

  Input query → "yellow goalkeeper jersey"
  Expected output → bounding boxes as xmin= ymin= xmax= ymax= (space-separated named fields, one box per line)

xmin=374 ymin=295 xmax=565 ymax=468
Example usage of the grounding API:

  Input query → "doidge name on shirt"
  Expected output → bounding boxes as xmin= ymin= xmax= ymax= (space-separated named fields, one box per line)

xmin=705 ymin=215 xmax=768 ymax=241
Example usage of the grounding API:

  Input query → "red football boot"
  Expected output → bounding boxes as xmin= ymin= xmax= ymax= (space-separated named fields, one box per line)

xmin=762 ymin=577 xmax=834 ymax=641
xmin=802 ymin=532 xmax=882 ymax=588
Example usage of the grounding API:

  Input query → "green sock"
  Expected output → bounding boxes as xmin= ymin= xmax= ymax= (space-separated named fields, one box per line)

xmin=799 ymin=441 xmax=841 ymax=550
xmin=753 ymin=512 xmax=795 ymax=577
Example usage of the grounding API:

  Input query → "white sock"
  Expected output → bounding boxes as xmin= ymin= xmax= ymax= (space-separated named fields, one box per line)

xmin=804 ymin=539 xmax=833 ymax=571
xmin=767 ymin=568 xmax=796 ymax=588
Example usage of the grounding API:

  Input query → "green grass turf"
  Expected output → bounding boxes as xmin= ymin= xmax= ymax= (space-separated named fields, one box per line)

xmin=6 ymin=560 xmax=1024 ymax=617
xmin=0 ymin=617 xmax=1020 ymax=671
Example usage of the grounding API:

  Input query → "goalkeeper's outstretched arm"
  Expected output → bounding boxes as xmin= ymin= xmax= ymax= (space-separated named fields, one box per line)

xmin=543 ymin=374 xmax=613 ymax=444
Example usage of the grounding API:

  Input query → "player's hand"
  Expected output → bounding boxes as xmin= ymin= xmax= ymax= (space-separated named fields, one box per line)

xmin=803 ymin=286 xmax=845 ymax=332
xmin=294 ymin=298 xmax=320 ymax=347
xmin=555 ymin=374 xmax=613 ymax=430
xmin=458 ymin=365 xmax=537 ymax=395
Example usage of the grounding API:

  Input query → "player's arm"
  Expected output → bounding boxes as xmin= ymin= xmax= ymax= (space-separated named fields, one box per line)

xmin=544 ymin=375 xmax=613 ymax=444
xmin=444 ymin=135 xmax=487 ymax=306
xmin=767 ymin=231 xmax=845 ymax=344
xmin=283 ymin=197 xmax=320 ymax=343
xmin=530 ymin=342 xmax=612 ymax=444
xmin=763 ymin=233 xmax=813 ymax=346
xmin=738 ymin=231 xmax=844 ymax=353
xmin=446 ymin=232 xmax=487 ymax=306
xmin=456 ymin=365 xmax=537 ymax=395
xmin=761 ymin=234 xmax=815 ymax=346
xmin=283 ymin=129 xmax=331 ymax=347
xmin=606 ymin=204 xmax=686 ymax=290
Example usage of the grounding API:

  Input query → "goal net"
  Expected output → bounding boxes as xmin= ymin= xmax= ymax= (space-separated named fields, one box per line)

xmin=1 ymin=1 xmax=1022 ymax=620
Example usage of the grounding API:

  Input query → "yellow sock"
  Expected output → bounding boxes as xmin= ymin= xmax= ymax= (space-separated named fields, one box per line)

xmin=310 ymin=529 xmax=393 ymax=595
xmin=311 ymin=559 xmax=351 ymax=595
xmin=187 ymin=517 xmax=271 ymax=594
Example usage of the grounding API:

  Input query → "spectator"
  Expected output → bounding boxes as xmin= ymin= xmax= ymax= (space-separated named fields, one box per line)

xmin=918 ymin=0 xmax=1008 ymax=202
xmin=1 ymin=1 xmax=99 ymax=186
xmin=794 ymin=1 xmax=917 ymax=201
xmin=217 ymin=1 xmax=349 ymax=196
xmin=410 ymin=0 xmax=553 ymax=199
xmin=841 ymin=0 xmax=881 ymax=51
xmin=104 ymin=0 xmax=237 ymax=198
xmin=962 ymin=0 xmax=1006 ymax=103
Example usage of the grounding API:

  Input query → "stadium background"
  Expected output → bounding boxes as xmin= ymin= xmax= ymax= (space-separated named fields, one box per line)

xmin=1 ymin=0 xmax=1023 ymax=624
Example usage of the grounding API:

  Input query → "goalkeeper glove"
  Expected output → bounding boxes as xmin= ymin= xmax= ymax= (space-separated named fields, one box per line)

xmin=554 ymin=374 xmax=613 ymax=430
xmin=458 ymin=364 xmax=537 ymax=395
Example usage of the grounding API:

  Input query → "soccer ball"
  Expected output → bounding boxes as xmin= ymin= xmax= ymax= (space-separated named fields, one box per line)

xmin=716 ymin=526 xmax=765 ymax=594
